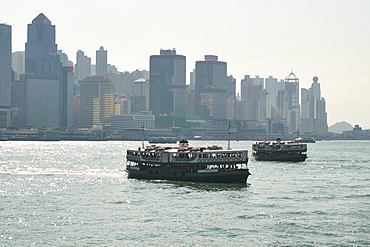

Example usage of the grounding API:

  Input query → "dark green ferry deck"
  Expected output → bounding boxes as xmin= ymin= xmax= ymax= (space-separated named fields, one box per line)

xmin=126 ymin=140 xmax=250 ymax=184
xmin=252 ymin=138 xmax=308 ymax=162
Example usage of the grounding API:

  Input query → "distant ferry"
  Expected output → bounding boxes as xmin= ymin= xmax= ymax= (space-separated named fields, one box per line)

xmin=126 ymin=140 xmax=250 ymax=184
xmin=293 ymin=137 xmax=316 ymax=143
xmin=252 ymin=138 xmax=308 ymax=162
xmin=148 ymin=136 xmax=177 ymax=144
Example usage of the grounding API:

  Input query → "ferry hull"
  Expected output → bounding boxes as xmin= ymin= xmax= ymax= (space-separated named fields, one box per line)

xmin=127 ymin=169 xmax=250 ymax=184
xmin=252 ymin=154 xmax=307 ymax=162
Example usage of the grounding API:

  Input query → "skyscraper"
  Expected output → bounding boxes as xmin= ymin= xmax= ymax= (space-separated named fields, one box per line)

xmin=96 ymin=46 xmax=107 ymax=76
xmin=149 ymin=49 xmax=186 ymax=117
xmin=25 ymin=13 xmax=57 ymax=75
xmin=60 ymin=67 xmax=74 ymax=128
xmin=195 ymin=55 xmax=228 ymax=119
xmin=300 ymin=76 xmax=328 ymax=134
xmin=79 ymin=76 xmax=114 ymax=127
xmin=12 ymin=51 xmax=25 ymax=80
xmin=75 ymin=50 xmax=91 ymax=82
xmin=240 ymin=75 xmax=263 ymax=121
xmin=0 ymin=23 xmax=12 ymax=127
xmin=284 ymin=71 xmax=300 ymax=132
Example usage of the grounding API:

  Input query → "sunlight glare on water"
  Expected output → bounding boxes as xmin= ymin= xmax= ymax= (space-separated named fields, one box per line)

xmin=0 ymin=140 xmax=369 ymax=246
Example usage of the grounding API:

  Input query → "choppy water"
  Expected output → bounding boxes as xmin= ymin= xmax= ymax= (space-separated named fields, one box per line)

xmin=0 ymin=140 xmax=369 ymax=246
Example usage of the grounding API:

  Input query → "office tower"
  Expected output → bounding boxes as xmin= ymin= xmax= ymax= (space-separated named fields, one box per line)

xmin=58 ymin=50 xmax=73 ymax=67
xmin=195 ymin=55 xmax=227 ymax=119
xmin=301 ymin=76 xmax=328 ymax=134
xmin=11 ymin=81 xmax=20 ymax=127
xmin=0 ymin=23 xmax=12 ymax=128
xmin=265 ymin=76 xmax=285 ymax=117
xmin=284 ymin=71 xmax=300 ymax=132
xmin=60 ymin=67 xmax=74 ymax=128
xmin=96 ymin=46 xmax=107 ymax=76
xmin=240 ymin=75 xmax=263 ymax=121
xmin=312 ymin=76 xmax=328 ymax=133
xmin=25 ymin=13 xmax=57 ymax=75
xmin=79 ymin=76 xmax=114 ymax=127
xmin=12 ymin=51 xmax=25 ymax=80
xmin=19 ymin=74 xmax=60 ymax=128
xmin=149 ymin=49 xmax=186 ymax=117
xmin=75 ymin=50 xmax=91 ymax=82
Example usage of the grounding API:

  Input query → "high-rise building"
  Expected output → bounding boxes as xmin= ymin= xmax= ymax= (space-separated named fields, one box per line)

xmin=194 ymin=55 xmax=228 ymax=119
xmin=25 ymin=13 xmax=57 ymax=75
xmin=96 ymin=46 xmax=107 ymax=76
xmin=284 ymin=71 xmax=300 ymax=132
xmin=11 ymin=80 xmax=20 ymax=127
xmin=240 ymin=75 xmax=263 ymax=121
xmin=58 ymin=50 xmax=73 ymax=67
xmin=264 ymin=76 xmax=285 ymax=115
xmin=300 ymin=76 xmax=328 ymax=134
xmin=75 ymin=50 xmax=91 ymax=82
xmin=0 ymin=23 xmax=12 ymax=127
xmin=12 ymin=51 xmax=25 ymax=80
xmin=79 ymin=76 xmax=114 ymax=127
xmin=19 ymin=75 xmax=60 ymax=128
xmin=149 ymin=49 xmax=186 ymax=117
xmin=60 ymin=67 xmax=74 ymax=128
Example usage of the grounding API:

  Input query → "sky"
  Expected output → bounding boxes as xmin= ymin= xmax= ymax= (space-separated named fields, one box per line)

xmin=1 ymin=0 xmax=370 ymax=128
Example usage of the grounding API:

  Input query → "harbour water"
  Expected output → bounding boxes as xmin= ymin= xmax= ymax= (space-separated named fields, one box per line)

xmin=0 ymin=140 xmax=369 ymax=246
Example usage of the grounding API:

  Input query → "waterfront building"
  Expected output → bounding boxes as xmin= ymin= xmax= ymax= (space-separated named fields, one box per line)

xmin=19 ymin=75 xmax=60 ymax=128
xmin=195 ymin=55 xmax=228 ymax=119
xmin=149 ymin=49 xmax=186 ymax=117
xmin=79 ymin=76 xmax=114 ymax=127
xmin=12 ymin=51 xmax=25 ymax=80
xmin=11 ymin=81 xmax=20 ymax=127
xmin=111 ymin=112 xmax=155 ymax=129
xmin=60 ymin=67 xmax=74 ymax=128
xmin=25 ymin=13 xmax=57 ymax=75
xmin=0 ymin=23 xmax=12 ymax=127
xmin=96 ymin=46 xmax=107 ymax=76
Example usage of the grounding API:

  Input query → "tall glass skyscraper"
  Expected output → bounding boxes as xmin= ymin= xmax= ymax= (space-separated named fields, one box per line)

xmin=149 ymin=49 xmax=186 ymax=117
xmin=0 ymin=23 xmax=12 ymax=127
xmin=25 ymin=13 xmax=57 ymax=74
xmin=96 ymin=46 xmax=107 ymax=76
xmin=195 ymin=55 xmax=227 ymax=119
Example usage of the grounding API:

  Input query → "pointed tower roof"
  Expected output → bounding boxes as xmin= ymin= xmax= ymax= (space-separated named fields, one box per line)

xmin=32 ymin=13 xmax=51 ymax=25
xmin=285 ymin=70 xmax=299 ymax=84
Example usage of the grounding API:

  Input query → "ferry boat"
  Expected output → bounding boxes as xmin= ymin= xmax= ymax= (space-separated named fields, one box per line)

xmin=126 ymin=140 xmax=250 ymax=184
xmin=148 ymin=136 xmax=177 ymax=144
xmin=293 ymin=136 xmax=316 ymax=143
xmin=252 ymin=138 xmax=307 ymax=162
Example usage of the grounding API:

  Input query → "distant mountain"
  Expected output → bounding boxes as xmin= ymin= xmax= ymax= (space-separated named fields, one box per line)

xmin=329 ymin=121 xmax=353 ymax=133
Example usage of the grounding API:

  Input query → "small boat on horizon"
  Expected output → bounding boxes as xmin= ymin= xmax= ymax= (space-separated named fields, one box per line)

xmin=293 ymin=136 xmax=316 ymax=143
xmin=148 ymin=136 xmax=177 ymax=144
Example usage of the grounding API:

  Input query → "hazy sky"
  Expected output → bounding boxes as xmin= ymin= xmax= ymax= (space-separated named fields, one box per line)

xmin=2 ymin=0 xmax=370 ymax=128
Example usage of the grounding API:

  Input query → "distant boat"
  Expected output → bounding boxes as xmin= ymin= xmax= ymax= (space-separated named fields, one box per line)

xmin=293 ymin=137 xmax=316 ymax=143
xmin=252 ymin=138 xmax=308 ymax=162
xmin=148 ymin=136 xmax=177 ymax=144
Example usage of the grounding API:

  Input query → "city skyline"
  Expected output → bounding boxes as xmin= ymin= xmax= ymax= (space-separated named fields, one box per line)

xmin=1 ymin=0 xmax=370 ymax=128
